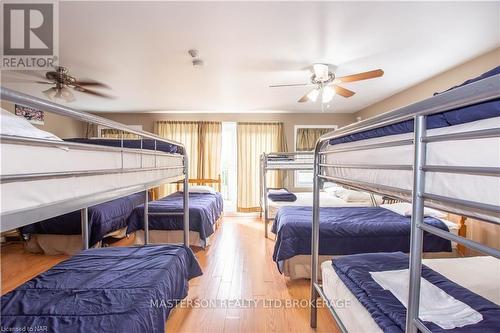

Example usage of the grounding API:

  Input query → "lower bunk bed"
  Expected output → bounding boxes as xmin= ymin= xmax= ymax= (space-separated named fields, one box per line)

xmin=321 ymin=252 xmax=500 ymax=332
xmin=127 ymin=190 xmax=224 ymax=248
xmin=272 ymin=204 xmax=459 ymax=279
xmin=20 ymin=192 xmax=147 ymax=255
xmin=1 ymin=245 xmax=202 ymax=333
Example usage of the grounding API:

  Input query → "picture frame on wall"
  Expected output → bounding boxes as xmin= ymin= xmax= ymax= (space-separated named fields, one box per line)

xmin=15 ymin=104 xmax=45 ymax=125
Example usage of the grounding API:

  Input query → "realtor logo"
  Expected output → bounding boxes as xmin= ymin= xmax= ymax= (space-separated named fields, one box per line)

xmin=2 ymin=1 xmax=58 ymax=69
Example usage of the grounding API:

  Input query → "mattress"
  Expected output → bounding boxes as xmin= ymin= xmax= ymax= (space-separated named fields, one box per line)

xmin=134 ymin=230 xmax=211 ymax=248
xmin=23 ymin=227 xmax=128 ymax=255
xmin=0 ymin=245 xmax=203 ymax=333
xmin=321 ymin=256 xmax=500 ymax=333
xmin=324 ymin=116 xmax=500 ymax=222
xmin=266 ymin=159 xmax=314 ymax=170
xmin=268 ymin=192 xmax=374 ymax=218
xmin=0 ymin=140 xmax=184 ymax=231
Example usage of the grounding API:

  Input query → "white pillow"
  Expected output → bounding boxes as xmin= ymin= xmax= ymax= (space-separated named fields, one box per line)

xmin=323 ymin=186 xmax=344 ymax=195
xmin=1 ymin=108 xmax=61 ymax=141
xmin=337 ymin=189 xmax=372 ymax=203
xmin=381 ymin=202 xmax=447 ymax=218
xmin=188 ymin=185 xmax=216 ymax=194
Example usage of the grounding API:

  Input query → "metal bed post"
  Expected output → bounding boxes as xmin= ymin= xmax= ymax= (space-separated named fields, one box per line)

xmin=310 ymin=143 xmax=321 ymax=328
xmin=144 ymin=189 xmax=149 ymax=245
xmin=406 ymin=115 xmax=427 ymax=333
xmin=183 ymin=151 xmax=190 ymax=247
xmin=263 ymin=153 xmax=269 ymax=238
xmin=81 ymin=208 xmax=89 ymax=250
xmin=259 ymin=154 xmax=264 ymax=218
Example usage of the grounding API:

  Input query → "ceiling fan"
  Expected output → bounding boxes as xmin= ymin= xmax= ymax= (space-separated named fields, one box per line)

xmin=31 ymin=66 xmax=112 ymax=102
xmin=270 ymin=64 xmax=384 ymax=104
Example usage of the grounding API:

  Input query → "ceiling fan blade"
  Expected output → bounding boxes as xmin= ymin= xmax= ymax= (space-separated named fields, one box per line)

xmin=269 ymin=83 xmax=311 ymax=88
xmin=73 ymin=84 xmax=114 ymax=99
xmin=338 ymin=69 xmax=384 ymax=83
xmin=333 ymin=85 xmax=355 ymax=98
xmin=298 ymin=88 xmax=317 ymax=103
xmin=73 ymin=80 xmax=109 ymax=88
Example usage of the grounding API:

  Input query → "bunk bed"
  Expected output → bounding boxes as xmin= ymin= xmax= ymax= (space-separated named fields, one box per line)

xmin=310 ymin=68 xmax=500 ymax=332
xmin=0 ymin=87 xmax=202 ymax=333
xmin=260 ymin=152 xmax=376 ymax=238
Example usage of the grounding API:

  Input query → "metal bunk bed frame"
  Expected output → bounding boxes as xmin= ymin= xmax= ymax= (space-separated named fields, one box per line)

xmin=0 ymin=87 xmax=191 ymax=248
xmin=309 ymin=74 xmax=500 ymax=332
xmin=260 ymin=151 xmax=314 ymax=238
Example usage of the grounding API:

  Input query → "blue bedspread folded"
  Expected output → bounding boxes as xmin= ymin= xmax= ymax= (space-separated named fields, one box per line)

xmin=65 ymin=138 xmax=183 ymax=154
xmin=127 ymin=192 xmax=224 ymax=243
xmin=268 ymin=188 xmax=297 ymax=202
xmin=271 ymin=206 xmax=451 ymax=268
xmin=20 ymin=192 xmax=147 ymax=246
xmin=332 ymin=252 xmax=500 ymax=332
xmin=329 ymin=67 xmax=500 ymax=145
xmin=0 ymin=245 xmax=203 ymax=333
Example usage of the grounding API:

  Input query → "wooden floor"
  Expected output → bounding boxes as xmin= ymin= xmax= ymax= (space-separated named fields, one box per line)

xmin=1 ymin=216 xmax=339 ymax=333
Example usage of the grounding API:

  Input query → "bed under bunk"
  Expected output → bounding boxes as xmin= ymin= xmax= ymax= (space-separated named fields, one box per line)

xmin=272 ymin=204 xmax=459 ymax=279
xmin=0 ymin=87 xmax=201 ymax=332
xmin=21 ymin=191 xmax=147 ymax=255
xmin=128 ymin=188 xmax=224 ymax=248
xmin=310 ymin=67 xmax=500 ymax=332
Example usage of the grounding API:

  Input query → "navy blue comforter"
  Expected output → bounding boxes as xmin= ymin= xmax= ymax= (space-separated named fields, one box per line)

xmin=20 ymin=192 xmax=147 ymax=246
xmin=272 ymin=206 xmax=451 ymax=267
xmin=329 ymin=67 xmax=500 ymax=145
xmin=65 ymin=138 xmax=183 ymax=154
xmin=1 ymin=245 xmax=203 ymax=333
xmin=332 ymin=252 xmax=500 ymax=332
xmin=127 ymin=192 xmax=224 ymax=243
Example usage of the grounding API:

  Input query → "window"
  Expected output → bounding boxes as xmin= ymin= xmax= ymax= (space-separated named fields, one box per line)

xmin=220 ymin=122 xmax=237 ymax=212
xmin=294 ymin=125 xmax=337 ymax=188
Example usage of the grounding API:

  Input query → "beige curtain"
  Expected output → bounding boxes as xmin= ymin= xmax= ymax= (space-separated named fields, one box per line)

xmin=237 ymin=122 xmax=287 ymax=212
xmin=84 ymin=123 xmax=98 ymax=138
xmin=296 ymin=128 xmax=331 ymax=151
xmin=100 ymin=128 xmax=139 ymax=139
xmin=154 ymin=121 xmax=222 ymax=198
xmin=198 ymin=122 xmax=222 ymax=180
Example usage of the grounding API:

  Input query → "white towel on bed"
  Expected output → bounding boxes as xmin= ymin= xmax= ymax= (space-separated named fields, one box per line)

xmin=370 ymin=269 xmax=483 ymax=329
xmin=268 ymin=189 xmax=288 ymax=195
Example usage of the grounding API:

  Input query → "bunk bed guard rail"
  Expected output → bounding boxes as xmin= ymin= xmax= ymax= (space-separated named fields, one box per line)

xmin=309 ymin=73 xmax=500 ymax=332
xmin=0 ymin=87 xmax=190 ymax=247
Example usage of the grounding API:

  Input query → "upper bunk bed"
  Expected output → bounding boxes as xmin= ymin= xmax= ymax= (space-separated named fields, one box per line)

xmin=309 ymin=67 xmax=500 ymax=333
xmin=0 ymin=87 xmax=189 ymax=244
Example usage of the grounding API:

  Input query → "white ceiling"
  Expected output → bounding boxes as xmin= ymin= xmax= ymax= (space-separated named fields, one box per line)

xmin=2 ymin=1 xmax=499 ymax=113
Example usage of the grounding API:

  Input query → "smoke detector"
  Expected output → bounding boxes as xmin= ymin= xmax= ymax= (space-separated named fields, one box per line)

xmin=188 ymin=49 xmax=204 ymax=68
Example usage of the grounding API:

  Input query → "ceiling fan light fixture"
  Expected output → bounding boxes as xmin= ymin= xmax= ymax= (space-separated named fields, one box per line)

xmin=313 ymin=63 xmax=329 ymax=81
xmin=322 ymin=86 xmax=335 ymax=103
xmin=307 ymin=89 xmax=320 ymax=102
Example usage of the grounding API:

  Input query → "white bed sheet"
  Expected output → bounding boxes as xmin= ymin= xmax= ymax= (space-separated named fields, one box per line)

xmin=268 ymin=192 xmax=374 ymax=218
xmin=1 ymin=142 xmax=184 ymax=230
xmin=325 ymin=116 xmax=500 ymax=223
xmin=321 ymin=256 xmax=500 ymax=333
